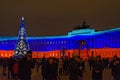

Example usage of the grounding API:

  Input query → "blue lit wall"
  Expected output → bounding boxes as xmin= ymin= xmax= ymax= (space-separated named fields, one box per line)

xmin=0 ymin=27 xmax=120 ymax=52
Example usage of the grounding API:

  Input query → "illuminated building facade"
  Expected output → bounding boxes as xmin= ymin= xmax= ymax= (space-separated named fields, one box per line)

xmin=0 ymin=17 xmax=120 ymax=59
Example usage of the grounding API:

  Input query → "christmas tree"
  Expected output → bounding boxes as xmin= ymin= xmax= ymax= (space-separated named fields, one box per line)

xmin=14 ymin=16 xmax=30 ymax=58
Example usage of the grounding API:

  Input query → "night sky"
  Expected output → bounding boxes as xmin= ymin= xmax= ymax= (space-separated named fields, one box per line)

xmin=0 ymin=0 xmax=120 ymax=36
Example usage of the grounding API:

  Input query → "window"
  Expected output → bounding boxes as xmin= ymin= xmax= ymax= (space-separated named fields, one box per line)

xmin=58 ymin=41 xmax=60 ymax=44
xmin=61 ymin=41 xmax=64 ymax=44
xmin=64 ymin=41 xmax=66 ymax=43
xmin=53 ymin=41 xmax=55 ymax=44
xmin=55 ymin=41 xmax=58 ymax=44
xmin=2 ymin=42 xmax=4 ymax=44
xmin=40 ymin=41 xmax=43 ymax=45
xmin=50 ymin=41 xmax=52 ymax=44
xmin=47 ymin=41 xmax=49 ymax=44
xmin=44 ymin=41 xmax=46 ymax=45
xmin=53 ymin=53 xmax=54 ymax=56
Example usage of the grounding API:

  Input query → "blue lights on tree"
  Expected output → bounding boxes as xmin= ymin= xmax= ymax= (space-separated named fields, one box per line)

xmin=14 ymin=16 xmax=30 ymax=57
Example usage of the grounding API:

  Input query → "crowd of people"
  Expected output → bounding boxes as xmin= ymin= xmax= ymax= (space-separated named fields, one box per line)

xmin=1 ymin=50 xmax=35 ymax=80
xmin=0 ymin=51 xmax=120 ymax=80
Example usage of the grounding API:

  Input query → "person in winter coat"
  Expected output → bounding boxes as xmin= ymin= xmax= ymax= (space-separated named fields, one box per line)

xmin=13 ymin=59 xmax=19 ymax=80
xmin=19 ymin=50 xmax=35 ymax=80
xmin=2 ymin=58 xmax=7 ymax=75
xmin=8 ymin=57 xmax=14 ymax=79
xmin=45 ymin=57 xmax=58 ymax=80
xmin=92 ymin=56 xmax=104 ymax=80
xmin=41 ymin=57 xmax=47 ymax=80
xmin=69 ymin=56 xmax=84 ymax=80
xmin=109 ymin=55 xmax=120 ymax=80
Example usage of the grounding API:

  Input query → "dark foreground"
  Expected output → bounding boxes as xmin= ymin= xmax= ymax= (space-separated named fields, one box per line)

xmin=0 ymin=62 xmax=114 ymax=80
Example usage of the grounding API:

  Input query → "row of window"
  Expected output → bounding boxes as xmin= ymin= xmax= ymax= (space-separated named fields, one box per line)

xmin=0 ymin=41 xmax=16 ymax=45
xmin=30 ymin=40 xmax=67 ymax=45
xmin=30 ymin=45 xmax=67 ymax=51
xmin=91 ymin=43 xmax=120 ymax=48
xmin=90 ymin=34 xmax=120 ymax=42
xmin=33 ymin=53 xmax=58 ymax=57
xmin=0 ymin=40 xmax=68 ymax=45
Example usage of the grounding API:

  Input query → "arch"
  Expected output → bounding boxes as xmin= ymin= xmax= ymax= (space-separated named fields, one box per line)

xmin=73 ymin=40 xmax=89 ymax=58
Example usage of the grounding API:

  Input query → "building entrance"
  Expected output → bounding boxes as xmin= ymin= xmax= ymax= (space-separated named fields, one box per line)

xmin=73 ymin=40 xmax=89 ymax=59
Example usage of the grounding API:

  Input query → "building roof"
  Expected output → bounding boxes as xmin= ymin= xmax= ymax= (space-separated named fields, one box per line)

xmin=0 ymin=27 xmax=120 ymax=41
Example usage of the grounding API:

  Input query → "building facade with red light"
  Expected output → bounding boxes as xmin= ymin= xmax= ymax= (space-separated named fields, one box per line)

xmin=0 ymin=18 xmax=120 ymax=59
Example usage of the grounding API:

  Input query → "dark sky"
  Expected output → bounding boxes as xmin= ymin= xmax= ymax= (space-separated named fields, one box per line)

xmin=0 ymin=0 xmax=120 ymax=36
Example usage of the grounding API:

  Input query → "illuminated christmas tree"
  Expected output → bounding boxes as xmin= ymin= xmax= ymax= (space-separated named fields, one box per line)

xmin=14 ymin=17 xmax=30 ymax=57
